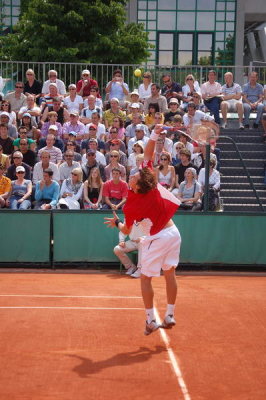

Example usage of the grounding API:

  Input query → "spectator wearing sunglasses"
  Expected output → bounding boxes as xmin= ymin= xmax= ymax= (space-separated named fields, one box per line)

xmin=5 ymin=82 xmax=27 ymax=113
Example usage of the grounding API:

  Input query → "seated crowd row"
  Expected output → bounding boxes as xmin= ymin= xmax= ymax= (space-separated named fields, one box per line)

xmin=5 ymin=66 xmax=265 ymax=210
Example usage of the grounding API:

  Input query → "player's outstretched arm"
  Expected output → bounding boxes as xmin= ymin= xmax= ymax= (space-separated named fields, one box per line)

xmin=144 ymin=124 xmax=164 ymax=161
xmin=104 ymin=211 xmax=132 ymax=235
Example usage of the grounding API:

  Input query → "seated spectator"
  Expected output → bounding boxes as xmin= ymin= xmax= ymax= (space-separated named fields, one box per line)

xmin=0 ymin=123 xmax=14 ymax=155
xmin=127 ymin=90 xmax=143 ymax=114
xmin=59 ymin=150 xmax=81 ymax=183
xmin=183 ymin=102 xmax=215 ymax=130
xmin=125 ymin=102 xmax=143 ymax=127
xmin=176 ymin=167 xmax=201 ymax=211
xmin=172 ymin=141 xmax=185 ymax=166
xmin=38 ymin=126 xmax=64 ymax=153
xmin=76 ymin=69 xmax=99 ymax=99
xmin=7 ymin=151 xmax=31 ymax=180
xmin=84 ymin=86 xmax=103 ymax=109
xmin=0 ymin=100 xmax=16 ymax=126
xmin=153 ymin=136 xmax=166 ymax=167
xmin=40 ymin=111 xmax=63 ymax=139
xmin=105 ymin=129 xmax=127 ymax=154
xmin=58 ymin=167 xmax=84 ymax=209
xmin=82 ymin=149 xmax=106 ymax=182
xmin=18 ymin=112 xmax=39 ymax=140
xmin=0 ymin=163 xmax=11 ymax=207
xmin=127 ymin=140 xmax=144 ymax=174
xmin=24 ymin=69 xmax=42 ymax=104
xmin=34 ymin=168 xmax=60 ymax=209
xmin=192 ymin=143 xmax=217 ymax=172
xmin=129 ymin=153 xmax=144 ymax=176
xmin=0 ymin=112 xmax=18 ymax=139
xmin=40 ymin=83 xmax=64 ymax=112
xmin=158 ymin=129 xmax=173 ymax=154
xmin=105 ymin=139 xmax=127 ymax=167
xmin=125 ymin=114 xmax=149 ymax=145
xmin=104 ymin=150 xmax=126 ymax=181
xmin=110 ymin=116 xmax=125 ymax=141
xmin=144 ymin=83 xmax=168 ymax=114
xmin=85 ymin=112 xmax=106 ymax=142
xmin=32 ymin=151 xmax=60 ymax=184
xmin=38 ymin=134 xmax=63 ymax=165
xmin=6 ymin=166 xmax=32 ymax=210
xmin=242 ymin=71 xmax=264 ymax=129
xmin=81 ymin=138 xmax=106 ymax=167
xmin=64 ymin=140 xmax=82 ymax=163
xmin=62 ymin=111 xmax=85 ymax=142
xmin=127 ymin=124 xmax=149 ymax=155
xmin=191 ymin=92 xmax=206 ymax=112
xmin=41 ymin=70 xmax=66 ymax=97
xmin=164 ymin=98 xmax=184 ymax=124
xmin=83 ymin=167 xmax=103 ymax=209
xmin=18 ymin=139 xmax=36 ymax=168
xmin=103 ymin=97 xmax=126 ymax=129
xmin=18 ymin=94 xmax=41 ymax=125
xmin=220 ymin=72 xmax=244 ymax=130
xmin=178 ymin=131 xmax=194 ymax=155
xmin=181 ymin=74 xmax=201 ymax=110
xmin=169 ymin=114 xmax=185 ymax=142
xmin=80 ymin=95 xmax=102 ymax=124
xmin=5 ymin=81 xmax=27 ymax=114
xmin=105 ymin=69 xmax=129 ymax=108
xmin=144 ymin=103 xmax=160 ymax=130
xmin=201 ymin=70 xmax=222 ymax=124
xmin=262 ymin=110 xmax=266 ymax=142
xmin=161 ymin=74 xmax=183 ymax=104
xmin=13 ymin=126 xmax=36 ymax=152
xmin=63 ymin=84 xmax=84 ymax=113
xmin=198 ymin=158 xmax=221 ymax=211
xmin=102 ymin=167 xmax=128 ymax=209
xmin=41 ymin=97 xmax=69 ymax=125
xmin=155 ymin=151 xmax=175 ymax=191
xmin=138 ymin=71 xmax=153 ymax=102
xmin=173 ymin=148 xmax=194 ymax=191
xmin=149 ymin=111 xmax=165 ymax=132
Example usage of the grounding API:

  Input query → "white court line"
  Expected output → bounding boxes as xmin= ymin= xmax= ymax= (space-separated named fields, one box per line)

xmin=154 ymin=307 xmax=191 ymax=400
xmin=0 ymin=294 xmax=142 ymax=299
xmin=0 ymin=306 xmax=143 ymax=310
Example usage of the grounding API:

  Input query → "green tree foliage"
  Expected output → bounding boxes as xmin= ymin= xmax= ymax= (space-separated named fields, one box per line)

xmin=215 ymin=34 xmax=235 ymax=65
xmin=0 ymin=0 xmax=151 ymax=63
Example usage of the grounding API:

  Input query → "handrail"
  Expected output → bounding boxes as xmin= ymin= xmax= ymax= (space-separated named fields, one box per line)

xmin=219 ymin=135 xmax=265 ymax=212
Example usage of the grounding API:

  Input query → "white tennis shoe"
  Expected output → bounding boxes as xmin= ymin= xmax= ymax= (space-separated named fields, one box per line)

xmin=161 ymin=314 xmax=176 ymax=329
xmin=125 ymin=266 xmax=137 ymax=275
xmin=131 ymin=268 xmax=141 ymax=278
xmin=144 ymin=320 xmax=161 ymax=336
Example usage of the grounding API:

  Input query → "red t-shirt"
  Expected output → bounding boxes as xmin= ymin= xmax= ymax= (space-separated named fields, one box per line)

xmin=103 ymin=179 xmax=128 ymax=200
xmin=123 ymin=184 xmax=180 ymax=236
xmin=76 ymin=79 xmax=100 ymax=97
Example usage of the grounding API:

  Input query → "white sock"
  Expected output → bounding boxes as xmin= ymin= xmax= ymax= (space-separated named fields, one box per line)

xmin=145 ymin=308 xmax=155 ymax=323
xmin=166 ymin=304 xmax=175 ymax=317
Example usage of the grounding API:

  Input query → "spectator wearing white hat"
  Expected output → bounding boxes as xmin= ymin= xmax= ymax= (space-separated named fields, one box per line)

xmin=41 ymin=70 xmax=66 ymax=97
xmin=76 ymin=69 xmax=99 ymax=99
xmin=127 ymin=90 xmax=144 ymax=113
xmin=6 ymin=165 xmax=32 ymax=210
xmin=164 ymin=98 xmax=184 ymax=124
xmin=125 ymin=114 xmax=149 ymax=146
xmin=38 ymin=125 xmax=64 ymax=153
xmin=126 ymin=102 xmax=144 ymax=127
xmin=6 ymin=151 xmax=31 ymax=181
xmin=0 ymin=112 xmax=18 ymax=139
xmin=63 ymin=84 xmax=84 ymax=113
xmin=127 ymin=124 xmax=149 ymax=155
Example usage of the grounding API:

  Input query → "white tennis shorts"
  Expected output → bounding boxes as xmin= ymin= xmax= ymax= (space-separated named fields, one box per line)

xmin=139 ymin=224 xmax=181 ymax=277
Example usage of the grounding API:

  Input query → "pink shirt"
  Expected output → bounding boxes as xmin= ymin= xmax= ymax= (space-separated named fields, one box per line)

xmin=201 ymin=81 xmax=222 ymax=97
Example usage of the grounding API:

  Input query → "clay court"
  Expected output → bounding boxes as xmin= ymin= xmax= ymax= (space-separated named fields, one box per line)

xmin=0 ymin=270 xmax=265 ymax=400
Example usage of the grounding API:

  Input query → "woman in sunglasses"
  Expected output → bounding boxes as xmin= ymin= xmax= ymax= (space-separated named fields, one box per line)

xmin=6 ymin=166 xmax=32 ymax=209
xmin=104 ymin=150 xmax=126 ymax=181
xmin=0 ymin=100 xmax=17 ymax=126
xmin=182 ymin=74 xmax=201 ymax=111
xmin=58 ymin=167 xmax=83 ymax=209
xmin=155 ymin=151 xmax=175 ymax=191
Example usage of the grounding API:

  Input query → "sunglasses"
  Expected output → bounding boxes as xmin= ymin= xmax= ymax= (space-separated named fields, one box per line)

xmin=187 ymin=78 xmax=193 ymax=80
xmin=160 ymin=158 xmax=168 ymax=161
xmin=163 ymin=79 xmax=170 ymax=84
xmin=16 ymin=86 xmax=23 ymax=89
xmin=13 ymin=157 xmax=22 ymax=159
xmin=20 ymin=143 xmax=28 ymax=145
xmin=17 ymin=171 xmax=25 ymax=174
xmin=110 ymin=155 xmax=118 ymax=158
xmin=87 ymin=154 xmax=95 ymax=157
xmin=110 ymin=131 xmax=117 ymax=134
xmin=143 ymin=76 xmax=150 ymax=78
xmin=26 ymin=73 xmax=33 ymax=75
xmin=71 ymin=173 xmax=78 ymax=176
xmin=66 ymin=155 xmax=73 ymax=157
xmin=89 ymin=128 xmax=96 ymax=131
xmin=67 ymin=143 xmax=74 ymax=145
xmin=69 ymin=88 xmax=76 ymax=90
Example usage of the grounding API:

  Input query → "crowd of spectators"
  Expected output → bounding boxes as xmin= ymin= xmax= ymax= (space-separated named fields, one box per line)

xmin=0 ymin=67 xmax=265 ymax=211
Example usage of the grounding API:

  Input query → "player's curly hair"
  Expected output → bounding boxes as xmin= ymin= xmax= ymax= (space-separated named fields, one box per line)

xmin=136 ymin=167 xmax=157 ymax=194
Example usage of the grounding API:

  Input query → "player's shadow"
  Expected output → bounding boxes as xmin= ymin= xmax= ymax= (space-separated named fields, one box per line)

xmin=68 ymin=345 xmax=166 ymax=378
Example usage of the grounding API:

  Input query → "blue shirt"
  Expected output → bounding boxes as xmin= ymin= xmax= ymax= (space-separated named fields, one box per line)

xmin=35 ymin=180 xmax=60 ymax=207
xmin=242 ymin=82 xmax=263 ymax=103
xmin=107 ymin=81 xmax=129 ymax=101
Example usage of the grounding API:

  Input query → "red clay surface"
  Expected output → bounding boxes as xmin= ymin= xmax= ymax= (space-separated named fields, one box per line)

xmin=0 ymin=272 xmax=265 ymax=400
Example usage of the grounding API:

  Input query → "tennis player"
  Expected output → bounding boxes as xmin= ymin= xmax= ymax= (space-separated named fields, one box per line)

xmin=105 ymin=125 xmax=181 ymax=335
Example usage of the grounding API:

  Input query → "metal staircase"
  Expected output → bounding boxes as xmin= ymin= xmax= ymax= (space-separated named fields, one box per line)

xmin=217 ymin=122 xmax=266 ymax=212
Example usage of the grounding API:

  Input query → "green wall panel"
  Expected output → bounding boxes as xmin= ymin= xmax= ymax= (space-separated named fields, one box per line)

xmin=0 ymin=212 xmax=51 ymax=262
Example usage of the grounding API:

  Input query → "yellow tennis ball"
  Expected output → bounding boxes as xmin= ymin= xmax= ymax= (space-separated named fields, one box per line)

xmin=134 ymin=68 xmax=142 ymax=77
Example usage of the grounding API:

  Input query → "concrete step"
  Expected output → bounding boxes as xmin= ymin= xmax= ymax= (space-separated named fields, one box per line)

xmin=220 ymin=196 xmax=266 ymax=204
xmin=217 ymin=143 xmax=266 ymax=150
xmin=220 ymin=159 xmax=265 ymax=168
xmin=218 ymin=135 xmax=263 ymax=144
xmin=223 ymin=204 xmax=265 ymax=212
xmin=221 ymin=182 xmax=266 ymax=189
xmin=220 ymin=166 xmax=264 ymax=176
xmin=221 ymin=151 xmax=266 ymax=159
xmin=221 ymin=175 xmax=265 ymax=184
xmin=221 ymin=189 xmax=266 ymax=198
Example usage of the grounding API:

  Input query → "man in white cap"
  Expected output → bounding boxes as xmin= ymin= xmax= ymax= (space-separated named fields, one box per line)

xmin=38 ymin=125 xmax=64 ymax=152
xmin=0 ymin=112 xmax=18 ymax=139
xmin=41 ymin=70 xmax=66 ymax=97
xmin=128 ymin=124 xmax=149 ymax=155
xmin=62 ymin=111 xmax=85 ymax=142
xmin=6 ymin=151 xmax=31 ymax=180
xmin=76 ymin=69 xmax=99 ymax=99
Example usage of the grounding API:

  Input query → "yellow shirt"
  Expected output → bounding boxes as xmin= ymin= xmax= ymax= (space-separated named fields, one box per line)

xmin=0 ymin=175 xmax=11 ymax=195
xmin=103 ymin=109 xmax=126 ymax=126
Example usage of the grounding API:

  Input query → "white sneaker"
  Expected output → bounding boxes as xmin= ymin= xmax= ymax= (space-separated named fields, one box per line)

xmin=125 ymin=266 xmax=137 ymax=275
xmin=161 ymin=314 xmax=176 ymax=329
xmin=221 ymin=122 xmax=227 ymax=129
xmin=144 ymin=320 xmax=161 ymax=336
xmin=131 ymin=268 xmax=141 ymax=278
xmin=239 ymin=122 xmax=244 ymax=130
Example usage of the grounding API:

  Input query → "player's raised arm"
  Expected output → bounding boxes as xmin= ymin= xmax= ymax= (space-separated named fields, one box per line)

xmin=144 ymin=124 xmax=164 ymax=161
xmin=104 ymin=211 xmax=132 ymax=235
